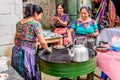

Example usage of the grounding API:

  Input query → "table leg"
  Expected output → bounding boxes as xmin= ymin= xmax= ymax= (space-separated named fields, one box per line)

xmin=40 ymin=69 xmax=42 ymax=80
xmin=92 ymin=72 xmax=94 ymax=80
xmin=37 ymin=63 xmax=42 ymax=80
xmin=87 ymin=72 xmax=94 ymax=80
xmin=36 ymin=45 xmax=40 ymax=54
xmin=73 ymin=77 xmax=77 ymax=80
xmin=108 ymin=78 xmax=112 ymax=80
xmin=94 ymin=73 xmax=103 ymax=80
xmin=59 ymin=37 xmax=63 ymax=46
xmin=36 ymin=45 xmax=42 ymax=80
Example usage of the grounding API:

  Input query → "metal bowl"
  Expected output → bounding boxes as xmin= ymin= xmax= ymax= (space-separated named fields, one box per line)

xmin=95 ymin=46 xmax=110 ymax=52
xmin=53 ymin=45 xmax=65 ymax=50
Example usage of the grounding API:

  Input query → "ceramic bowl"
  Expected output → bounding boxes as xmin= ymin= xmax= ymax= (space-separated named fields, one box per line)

xmin=0 ymin=73 xmax=9 ymax=80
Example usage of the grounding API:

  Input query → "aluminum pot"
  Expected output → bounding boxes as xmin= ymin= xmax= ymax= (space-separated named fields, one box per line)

xmin=68 ymin=37 xmax=89 ymax=62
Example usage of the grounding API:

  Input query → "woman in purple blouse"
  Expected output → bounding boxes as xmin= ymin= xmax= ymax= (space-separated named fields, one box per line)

xmin=51 ymin=3 xmax=70 ymax=45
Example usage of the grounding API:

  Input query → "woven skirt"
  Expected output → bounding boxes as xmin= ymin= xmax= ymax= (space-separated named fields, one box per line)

xmin=12 ymin=45 xmax=40 ymax=80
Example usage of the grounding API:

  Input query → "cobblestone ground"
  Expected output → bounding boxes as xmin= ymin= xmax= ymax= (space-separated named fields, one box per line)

xmin=42 ymin=67 xmax=101 ymax=80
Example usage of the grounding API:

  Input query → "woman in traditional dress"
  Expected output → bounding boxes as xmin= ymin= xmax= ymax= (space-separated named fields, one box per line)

xmin=12 ymin=3 xmax=51 ymax=80
xmin=68 ymin=6 xmax=99 ymax=44
xmin=51 ymin=3 xmax=70 ymax=46
xmin=68 ymin=6 xmax=99 ymax=80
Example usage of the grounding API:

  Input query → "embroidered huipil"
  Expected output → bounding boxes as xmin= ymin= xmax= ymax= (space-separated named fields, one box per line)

xmin=12 ymin=20 xmax=43 ymax=80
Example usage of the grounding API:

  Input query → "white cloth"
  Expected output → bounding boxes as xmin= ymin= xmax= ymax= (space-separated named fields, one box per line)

xmin=96 ymin=27 xmax=120 ymax=45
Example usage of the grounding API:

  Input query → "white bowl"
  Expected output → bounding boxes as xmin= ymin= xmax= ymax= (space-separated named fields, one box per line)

xmin=0 ymin=73 xmax=9 ymax=80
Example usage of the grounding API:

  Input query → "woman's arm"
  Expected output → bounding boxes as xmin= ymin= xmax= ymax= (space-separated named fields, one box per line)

xmin=88 ymin=20 xmax=99 ymax=37
xmin=51 ymin=17 xmax=56 ymax=28
xmin=93 ymin=29 xmax=99 ymax=37
xmin=14 ymin=34 xmax=17 ymax=45
xmin=67 ymin=28 xmax=74 ymax=44
xmin=68 ymin=28 xmax=74 ymax=37
xmin=88 ymin=29 xmax=99 ymax=37
xmin=37 ymin=34 xmax=51 ymax=52
xmin=57 ymin=17 xmax=68 ymax=26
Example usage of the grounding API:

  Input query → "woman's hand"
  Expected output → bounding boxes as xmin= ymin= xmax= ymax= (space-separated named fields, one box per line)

xmin=37 ymin=34 xmax=52 ymax=53
xmin=56 ymin=17 xmax=61 ymax=21
xmin=52 ymin=16 xmax=56 ymax=21
xmin=51 ymin=17 xmax=57 ymax=28
xmin=87 ymin=33 xmax=95 ymax=37
xmin=67 ymin=29 xmax=74 ymax=45
xmin=53 ymin=16 xmax=61 ymax=22
xmin=87 ymin=29 xmax=99 ymax=37
xmin=53 ymin=16 xmax=59 ymax=21
xmin=67 ymin=37 xmax=73 ymax=45
xmin=45 ymin=47 xmax=52 ymax=53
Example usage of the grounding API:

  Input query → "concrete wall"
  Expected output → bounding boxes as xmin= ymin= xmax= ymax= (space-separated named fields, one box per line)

xmin=23 ymin=0 xmax=56 ymax=28
xmin=0 ymin=0 xmax=23 ymax=59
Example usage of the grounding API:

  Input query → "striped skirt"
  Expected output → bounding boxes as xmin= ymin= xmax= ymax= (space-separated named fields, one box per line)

xmin=12 ymin=46 xmax=40 ymax=80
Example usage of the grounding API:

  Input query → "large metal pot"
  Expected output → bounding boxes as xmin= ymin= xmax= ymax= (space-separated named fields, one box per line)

xmin=68 ymin=37 xmax=89 ymax=62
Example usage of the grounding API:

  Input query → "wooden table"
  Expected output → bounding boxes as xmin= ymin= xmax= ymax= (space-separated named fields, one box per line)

xmin=36 ymin=33 xmax=63 ymax=47
xmin=36 ymin=32 xmax=63 ymax=57
xmin=45 ymin=37 xmax=63 ymax=46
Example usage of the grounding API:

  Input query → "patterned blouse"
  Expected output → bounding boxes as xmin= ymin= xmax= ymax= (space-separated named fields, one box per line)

xmin=15 ymin=20 xmax=43 ymax=48
xmin=71 ymin=19 xmax=98 ymax=35
xmin=54 ymin=13 xmax=70 ymax=28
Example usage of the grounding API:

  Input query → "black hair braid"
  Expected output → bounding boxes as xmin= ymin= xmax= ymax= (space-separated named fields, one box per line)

xmin=25 ymin=3 xmax=33 ymax=18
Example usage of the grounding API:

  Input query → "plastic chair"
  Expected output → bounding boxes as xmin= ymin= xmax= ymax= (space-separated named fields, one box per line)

xmin=101 ymin=71 xmax=108 ymax=80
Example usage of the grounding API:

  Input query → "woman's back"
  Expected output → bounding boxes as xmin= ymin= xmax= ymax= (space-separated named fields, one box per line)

xmin=16 ymin=20 xmax=43 ymax=42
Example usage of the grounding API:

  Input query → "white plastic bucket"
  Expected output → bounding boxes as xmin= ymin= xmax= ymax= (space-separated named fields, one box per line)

xmin=0 ymin=56 xmax=9 ymax=73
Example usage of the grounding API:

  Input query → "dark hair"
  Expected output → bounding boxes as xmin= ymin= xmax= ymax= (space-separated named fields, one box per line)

xmin=25 ymin=3 xmax=43 ymax=18
xmin=56 ymin=3 xmax=65 ymax=13
xmin=79 ymin=6 xmax=91 ymax=17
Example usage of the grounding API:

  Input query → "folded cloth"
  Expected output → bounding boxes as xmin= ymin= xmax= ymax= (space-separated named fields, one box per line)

xmin=111 ymin=44 xmax=120 ymax=52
